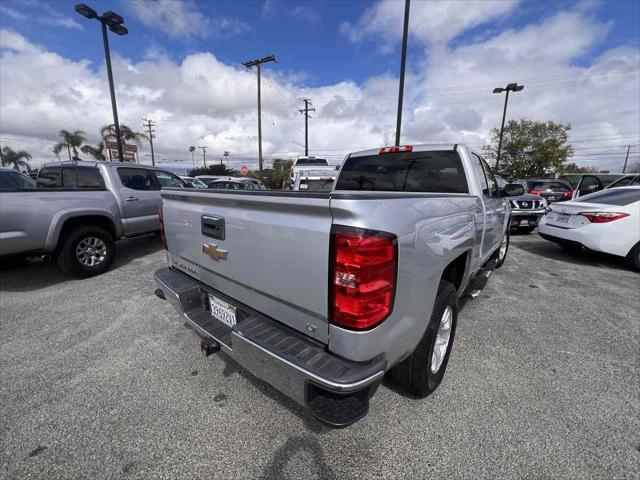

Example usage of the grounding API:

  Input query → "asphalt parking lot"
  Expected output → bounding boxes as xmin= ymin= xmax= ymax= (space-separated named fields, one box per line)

xmin=1 ymin=233 xmax=638 ymax=479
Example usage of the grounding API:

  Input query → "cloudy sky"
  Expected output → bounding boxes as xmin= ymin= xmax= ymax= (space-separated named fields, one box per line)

xmin=0 ymin=0 xmax=639 ymax=172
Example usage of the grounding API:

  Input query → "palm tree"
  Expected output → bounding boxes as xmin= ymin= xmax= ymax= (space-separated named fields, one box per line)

xmin=100 ymin=124 xmax=148 ymax=147
xmin=1 ymin=146 xmax=32 ymax=170
xmin=55 ymin=129 xmax=86 ymax=161
xmin=80 ymin=141 xmax=107 ymax=161
xmin=189 ymin=146 xmax=196 ymax=167
xmin=52 ymin=143 xmax=65 ymax=160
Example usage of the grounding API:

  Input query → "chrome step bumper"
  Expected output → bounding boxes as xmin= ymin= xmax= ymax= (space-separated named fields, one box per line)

xmin=154 ymin=267 xmax=385 ymax=427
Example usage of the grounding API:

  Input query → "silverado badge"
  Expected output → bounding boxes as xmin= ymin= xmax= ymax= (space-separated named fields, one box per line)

xmin=202 ymin=243 xmax=228 ymax=261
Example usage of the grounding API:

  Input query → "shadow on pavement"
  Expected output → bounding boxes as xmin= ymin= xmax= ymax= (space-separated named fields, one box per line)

xmin=0 ymin=234 xmax=162 ymax=292
xmin=512 ymin=233 xmax=631 ymax=272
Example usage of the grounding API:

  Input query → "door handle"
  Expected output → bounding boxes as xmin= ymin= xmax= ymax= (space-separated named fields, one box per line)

xmin=125 ymin=196 xmax=139 ymax=202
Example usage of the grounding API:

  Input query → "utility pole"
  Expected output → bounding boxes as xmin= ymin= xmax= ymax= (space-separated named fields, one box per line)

xmin=242 ymin=54 xmax=277 ymax=177
xmin=623 ymin=145 xmax=631 ymax=172
xmin=395 ymin=0 xmax=410 ymax=146
xmin=142 ymin=118 xmax=156 ymax=166
xmin=298 ymin=99 xmax=315 ymax=156
xmin=199 ymin=146 xmax=208 ymax=167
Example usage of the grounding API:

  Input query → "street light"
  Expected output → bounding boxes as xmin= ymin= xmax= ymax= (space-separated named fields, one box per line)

xmin=74 ymin=4 xmax=128 ymax=163
xmin=493 ymin=82 xmax=524 ymax=170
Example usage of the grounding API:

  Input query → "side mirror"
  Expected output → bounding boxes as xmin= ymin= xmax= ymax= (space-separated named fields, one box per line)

xmin=502 ymin=183 xmax=525 ymax=197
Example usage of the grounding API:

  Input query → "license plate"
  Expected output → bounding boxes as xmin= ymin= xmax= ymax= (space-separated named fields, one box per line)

xmin=555 ymin=213 xmax=571 ymax=224
xmin=548 ymin=196 xmax=559 ymax=201
xmin=209 ymin=294 xmax=237 ymax=328
xmin=520 ymin=219 xmax=529 ymax=226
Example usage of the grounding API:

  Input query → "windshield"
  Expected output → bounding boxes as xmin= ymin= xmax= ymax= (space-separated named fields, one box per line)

xmin=335 ymin=151 xmax=468 ymax=193
xmin=0 ymin=170 xmax=36 ymax=190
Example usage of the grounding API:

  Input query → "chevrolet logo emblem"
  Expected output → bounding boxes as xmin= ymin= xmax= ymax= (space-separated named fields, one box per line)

xmin=202 ymin=243 xmax=228 ymax=261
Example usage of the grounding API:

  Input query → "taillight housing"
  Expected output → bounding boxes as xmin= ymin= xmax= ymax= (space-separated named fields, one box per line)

xmin=530 ymin=189 xmax=542 ymax=196
xmin=379 ymin=145 xmax=413 ymax=154
xmin=329 ymin=225 xmax=397 ymax=330
xmin=563 ymin=191 xmax=573 ymax=198
xmin=579 ymin=212 xmax=629 ymax=223
xmin=158 ymin=204 xmax=167 ymax=249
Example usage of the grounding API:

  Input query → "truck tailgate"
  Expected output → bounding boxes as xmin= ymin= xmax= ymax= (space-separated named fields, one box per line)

xmin=161 ymin=190 xmax=332 ymax=343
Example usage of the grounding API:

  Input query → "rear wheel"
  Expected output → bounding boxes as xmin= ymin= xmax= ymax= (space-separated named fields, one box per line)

xmin=57 ymin=226 xmax=115 ymax=278
xmin=627 ymin=242 xmax=640 ymax=272
xmin=390 ymin=281 xmax=458 ymax=397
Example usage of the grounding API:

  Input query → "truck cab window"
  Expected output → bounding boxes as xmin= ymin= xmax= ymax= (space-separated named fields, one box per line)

xmin=118 ymin=168 xmax=156 ymax=191
xmin=37 ymin=168 xmax=62 ymax=188
xmin=153 ymin=170 xmax=185 ymax=188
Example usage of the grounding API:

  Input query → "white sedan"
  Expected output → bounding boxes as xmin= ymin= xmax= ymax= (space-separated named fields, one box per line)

xmin=538 ymin=186 xmax=640 ymax=270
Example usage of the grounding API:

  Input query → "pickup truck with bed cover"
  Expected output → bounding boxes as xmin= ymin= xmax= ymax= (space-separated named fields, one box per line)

xmin=154 ymin=144 xmax=524 ymax=426
xmin=0 ymin=161 xmax=186 ymax=277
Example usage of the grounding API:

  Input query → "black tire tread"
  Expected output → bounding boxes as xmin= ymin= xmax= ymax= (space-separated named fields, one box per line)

xmin=390 ymin=281 xmax=457 ymax=397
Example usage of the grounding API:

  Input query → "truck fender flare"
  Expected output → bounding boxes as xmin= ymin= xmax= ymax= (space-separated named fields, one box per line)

xmin=45 ymin=209 xmax=123 ymax=251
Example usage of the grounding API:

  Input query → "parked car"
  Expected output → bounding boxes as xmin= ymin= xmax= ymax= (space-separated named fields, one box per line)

xmin=605 ymin=174 xmax=640 ymax=189
xmin=207 ymin=178 xmax=266 ymax=190
xmin=289 ymin=156 xmax=337 ymax=182
xmin=0 ymin=168 xmax=37 ymax=190
xmin=0 ymin=161 xmax=186 ymax=277
xmin=180 ymin=176 xmax=207 ymax=188
xmin=153 ymin=143 xmax=524 ymax=426
xmin=496 ymin=174 xmax=547 ymax=232
xmin=196 ymin=175 xmax=231 ymax=186
xmin=517 ymin=178 xmax=573 ymax=203
xmin=538 ymin=187 xmax=640 ymax=270
xmin=292 ymin=169 xmax=338 ymax=191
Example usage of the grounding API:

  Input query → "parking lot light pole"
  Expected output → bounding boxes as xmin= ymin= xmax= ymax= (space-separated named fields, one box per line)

xmin=493 ymin=83 xmax=524 ymax=170
xmin=74 ymin=4 xmax=128 ymax=163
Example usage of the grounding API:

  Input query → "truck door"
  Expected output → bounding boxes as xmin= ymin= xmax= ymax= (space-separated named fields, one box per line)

xmin=471 ymin=153 xmax=505 ymax=259
xmin=115 ymin=167 xmax=160 ymax=234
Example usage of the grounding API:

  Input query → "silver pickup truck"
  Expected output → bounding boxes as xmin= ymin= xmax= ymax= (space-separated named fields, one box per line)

xmin=0 ymin=162 xmax=185 ymax=277
xmin=154 ymin=144 xmax=524 ymax=426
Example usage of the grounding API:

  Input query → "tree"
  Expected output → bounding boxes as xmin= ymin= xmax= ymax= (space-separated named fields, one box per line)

xmin=1 ymin=146 xmax=32 ymax=170
xmin=562 ymin=163 xmax=599 ymax=173
xmin=56 ymin=129 xmax=87 ymax=161
xmin=482 ymin=118 xmax=574 ymax=179
xmin=52 ymin=143 xmax=64 ymax=160
xmin=100 ymin=124 xmax=148 ymax=147
xmin=189 ymin=146 xmax=196 ymax=166
xmin=80 ymin=141 xmax=107 ymax=161
xmin=266 ymin=159 xmax=293 ymax=189
xmin=187 ymin=164 xmax=236 ymax=177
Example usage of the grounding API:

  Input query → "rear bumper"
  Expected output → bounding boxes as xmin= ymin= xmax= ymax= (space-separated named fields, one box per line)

xmin=154 ymin=267 xmax=385 ymax=427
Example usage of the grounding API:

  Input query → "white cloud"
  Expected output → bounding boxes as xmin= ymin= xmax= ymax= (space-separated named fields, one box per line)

xmin=341 ymin=0 xmax=519 ymax=49
xmin=0 ymin=3 xmax=83 ymax=30
xmin=0 ymin=6 xmax=638 ymax=173
xmin=128 ymin=0 xmax=249 ymax=39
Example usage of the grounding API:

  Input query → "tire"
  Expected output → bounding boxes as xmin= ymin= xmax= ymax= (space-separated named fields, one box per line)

xmin=57 ymin=226 xmax=115 ymax=278
xmin=491 ymin=231 xmax=510 ymax=269
xmin=626 ymin=242 xmax=640 ymax=272
xmin=390 ymin=281 xmax=458 ymax=397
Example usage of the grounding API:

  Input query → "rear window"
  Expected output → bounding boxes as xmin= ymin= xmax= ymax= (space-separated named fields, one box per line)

xmin=296 ymin=158 xmax=328 ymax=166
xmin=576 ymin=188 xmax=640 ymax=206
xmin=62 ymin=167 xmax=105 ymax=188
xmin=37 ymin=167 xmax=62 ymax=188
xmin=533 ymin=182 xmax=571 ymax=191
xmin=335 ymin=151 xmax=468 ymax=193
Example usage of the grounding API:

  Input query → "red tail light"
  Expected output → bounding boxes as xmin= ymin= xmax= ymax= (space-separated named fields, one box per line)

xmin=379 ymin=145 xmax=413 ymax=155
xmin=530 ymin=189 xmax=542 ymax=196
xmin=579 ymin=212 xmax=629 ymax=223
xmin=330 ymin=225 xmax=397 ymax=330
xmin=158 ymin=204 xmax=167 ymax=249
xmin=563 ymin=191 xmax=573 ymax=198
